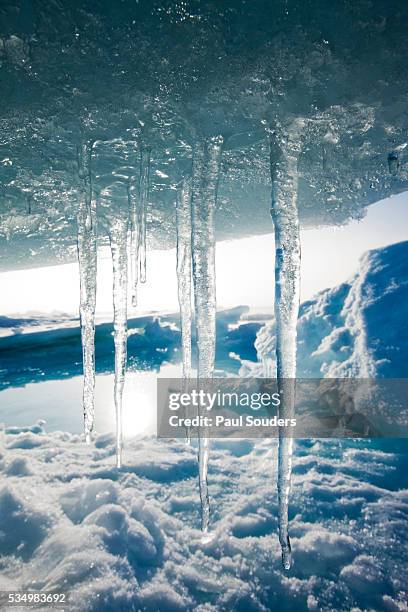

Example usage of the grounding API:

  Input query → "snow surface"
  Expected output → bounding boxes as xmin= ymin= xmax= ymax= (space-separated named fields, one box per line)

xmin=0 ymin=424 xmax=407 ymax=611
xmin=250 ymin=240 xmax=408 ymax=379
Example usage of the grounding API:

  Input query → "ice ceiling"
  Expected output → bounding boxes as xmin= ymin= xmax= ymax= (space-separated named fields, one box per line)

xmin=0 ymin=0 xmax=407 ymax=270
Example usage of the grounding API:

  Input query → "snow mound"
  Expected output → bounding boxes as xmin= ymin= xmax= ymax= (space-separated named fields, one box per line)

xmin=254 ymin=240 xmax=408 ymax=378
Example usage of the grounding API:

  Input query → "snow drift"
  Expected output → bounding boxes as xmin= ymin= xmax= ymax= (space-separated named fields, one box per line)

xmin=251 ymin=240 xmax=408 ymax=379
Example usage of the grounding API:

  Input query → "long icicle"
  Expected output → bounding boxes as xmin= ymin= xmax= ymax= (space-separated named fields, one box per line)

xmin=139 ymin=147 xmax=151 ymax=284
xmin=108 ymin=213 xmax=129 ymax=469
xmin=128 ymin=177 xmax=140 ymax=307
xmin=191 ymin=136 xmax=223 ymax=532
xmin=176 ymin=178 xmax=193 ymax=380
xmin=176 ymin=178 xmax=193 ymax=442
xmin=77 ymin=140 xmax=96 ymax=444
xmin=269 ymin=120 xmax=303 ymax=570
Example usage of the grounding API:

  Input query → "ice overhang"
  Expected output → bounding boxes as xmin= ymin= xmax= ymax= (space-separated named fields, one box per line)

xmin=0 ymin=0 xmax=407 ymax=270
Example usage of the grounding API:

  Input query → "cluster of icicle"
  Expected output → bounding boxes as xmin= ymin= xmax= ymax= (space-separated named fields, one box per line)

xmin=174 ymin=126 xmax=301 ymax=566
xmin=176 ymin=137 xmax=224 ymax=534
xmin=76 ymin=140 xmax=150 ymax=468
xmin=76 ymin=124 xmax=302 ymax=570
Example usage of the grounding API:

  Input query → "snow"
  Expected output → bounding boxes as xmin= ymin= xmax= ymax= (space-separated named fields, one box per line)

xmin=253 ymin=240 xmax=408 ymax=379
xmin=0 ymin=425 xmax=406 ymax=610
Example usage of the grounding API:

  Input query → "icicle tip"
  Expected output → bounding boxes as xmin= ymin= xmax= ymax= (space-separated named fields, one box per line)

xmin=200 ymin=531 xmax=215 ymax=545
xmin=281 ymin=543 xmax=292 ymax=570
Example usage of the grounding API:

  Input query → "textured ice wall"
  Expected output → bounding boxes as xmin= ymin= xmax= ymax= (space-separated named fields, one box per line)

xmin=0 ymin=0 xmax=407 ymax=269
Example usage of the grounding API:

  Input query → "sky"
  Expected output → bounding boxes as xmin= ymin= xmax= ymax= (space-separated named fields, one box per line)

xmin=0 ymin=191 xmax=407 ymax=316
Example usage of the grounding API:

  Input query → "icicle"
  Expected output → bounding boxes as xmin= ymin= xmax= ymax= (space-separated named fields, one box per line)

xmin=269 ymin=120 xmax=303 ymax=570
xmin=191 ymin=136 xmax=223 ymax=532
xmin=139 ymin=147 xmax=151 ymax=284
xmin=77 ymin=140 xmax=97 ymax=444
xmin=176 ymin=178 xmax=193 ymax=442
xmin=77 ymin=141 xmax=94 ymax=231
xmin=128 ymin=177 xmax=140 ymax=307
xmin=108 ymin=214 xmax=129 ymax=469
xmin=176 ymin=178 xmax=193 ymax=380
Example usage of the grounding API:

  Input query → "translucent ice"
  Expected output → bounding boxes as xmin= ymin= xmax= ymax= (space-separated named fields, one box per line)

xmin=176 ymin=178 xmax=193 ymax=441
xmin=139 ymin=148 xmax=151 ymax=284
xmin=128 ymin=177 xmax=140 ymax=307
xmin=108 ymin=214 xmax=129 ymax=469
xmin=191 ymin=136 xmax=223 ymax=531
xmin=269 ymin=120 xmax=303 ymax=570
xmin=176 ymin=178 xmax=193 ymax=381
xmin=76 ymin=141 xmax=97 ymax=444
